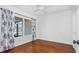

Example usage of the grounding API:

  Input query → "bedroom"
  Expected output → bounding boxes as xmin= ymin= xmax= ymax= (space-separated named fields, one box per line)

xmin=0 ymin=5 xmax=79 ymax=53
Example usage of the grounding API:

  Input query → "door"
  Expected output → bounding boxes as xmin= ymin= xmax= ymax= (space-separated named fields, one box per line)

xmin=72 ymin=6 xmax=79 ymax=53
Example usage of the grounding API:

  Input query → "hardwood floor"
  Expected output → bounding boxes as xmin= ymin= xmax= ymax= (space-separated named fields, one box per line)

xmin=3 ymin=39 xmax=75 ymax=53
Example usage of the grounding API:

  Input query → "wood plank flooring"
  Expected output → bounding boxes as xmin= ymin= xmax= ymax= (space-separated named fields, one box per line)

xmin=3 ymin=39 xmax=75 ymax=53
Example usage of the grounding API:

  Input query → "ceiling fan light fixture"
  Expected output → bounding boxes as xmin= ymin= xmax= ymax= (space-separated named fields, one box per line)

xmin=36 ymin=5 xmax=44 ymax=10
xmin=39 ymin=6 xmax=44 ymax=10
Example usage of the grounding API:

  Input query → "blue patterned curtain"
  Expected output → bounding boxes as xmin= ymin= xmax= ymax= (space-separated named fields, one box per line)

xmin=0 ymin=8 xmax=15 ymax=52
xmin=32 ymin=18 xmax=36 ymax=40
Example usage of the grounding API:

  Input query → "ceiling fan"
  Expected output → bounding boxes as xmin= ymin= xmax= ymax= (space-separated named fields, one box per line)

xmin=34 ymin=5 xmax=46 ymax=15
xmin=35 ymin=5 xmax=45 ymax=11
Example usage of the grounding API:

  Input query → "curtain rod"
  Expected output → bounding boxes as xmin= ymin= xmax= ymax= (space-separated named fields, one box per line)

xmin=0 ymin=8 xmax=35 ymax=20
xmin=14 ymin=12 xmax=32 ymax=19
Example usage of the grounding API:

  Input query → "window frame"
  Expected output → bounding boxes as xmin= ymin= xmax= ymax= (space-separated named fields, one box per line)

xmin=14 ymin=14 xmax=32 ymax=38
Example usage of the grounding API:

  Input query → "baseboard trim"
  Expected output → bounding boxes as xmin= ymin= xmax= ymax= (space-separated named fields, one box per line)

xmin=36 ymin=39 xmax=73 ymax=46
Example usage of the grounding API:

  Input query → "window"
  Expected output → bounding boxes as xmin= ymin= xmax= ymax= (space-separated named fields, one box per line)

xmin=14 ymin=16 xmax=23 ymax=37
xmin=24 ymin=19 xmax=32 ymax=35
xmin=14 ymin=16 xmax=32 ymax=37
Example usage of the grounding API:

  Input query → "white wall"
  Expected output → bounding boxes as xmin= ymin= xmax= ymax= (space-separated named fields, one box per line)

xmin=15 ymin=35 xmax=32 ymax=46
xmin=75 ymin=6 xmax=79 ymax=52
xmin=0 ymin=5 xmax=35 ymax=47
xmin=36 ymin=9 xmax=73 ymax=45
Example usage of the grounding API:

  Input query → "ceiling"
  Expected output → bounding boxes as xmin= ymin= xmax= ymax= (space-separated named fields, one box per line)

xmin=12 ymin=5 xmax=74 ymax=15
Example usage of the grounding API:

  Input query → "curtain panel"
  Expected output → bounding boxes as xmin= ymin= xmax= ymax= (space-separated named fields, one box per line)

xmin=32 ymin=18 xmax=36 ymax=40
xmin=0 ymin=8 xmax=15 ymax=52
xmin=0 ymin=8 xmax=36 ymax=52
